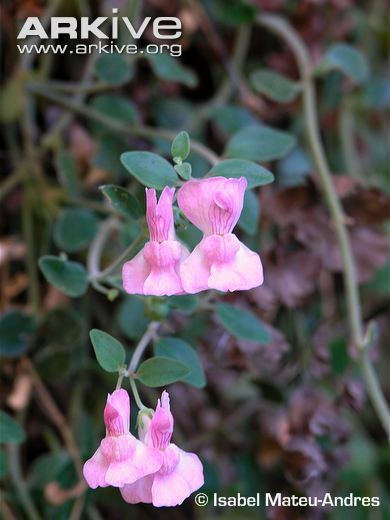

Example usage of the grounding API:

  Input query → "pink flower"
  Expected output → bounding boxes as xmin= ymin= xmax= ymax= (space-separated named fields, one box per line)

xmin=120 ymin=391 xmax=204 ymax=507
xmin=122 ymin=187 xmax=189 ymax=296
xmin=177 ymin=176 xmax=263 ymax=293
xmin=83 ymin=389 xmax=162 ymax=488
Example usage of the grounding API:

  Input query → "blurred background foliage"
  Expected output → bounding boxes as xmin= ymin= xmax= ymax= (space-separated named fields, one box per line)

xmin=0 ymin=0 xmax=389 ymax=519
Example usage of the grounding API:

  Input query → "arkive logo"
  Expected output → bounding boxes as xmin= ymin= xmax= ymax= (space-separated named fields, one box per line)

xmin=16 ymin=10 xmax=183 ymax=57
xmin=17 ymin=11 xmax=181 ymax=40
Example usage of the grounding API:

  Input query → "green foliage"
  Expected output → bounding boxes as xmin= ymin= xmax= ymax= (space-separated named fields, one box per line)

xmin=89 ymin=329 xmax=126 ymax=373
xmin=54 ymin=209 xmax=99 ymax=252
xmin=238 ymin=190 xmax=259 ymax=236
xmin=29 ymin=451 xmax=71 ymax=488
xmin=174 ymin=162 xmax=192 ymax=180
xmin=0 ymin=449 xmax=7 ymax=478
xmin=39 ymin=256 xmax=88 ymax=297
xmin=99 ymin=185 xmax=142 ymax=219
xmin=208 ymin=158 xmax=274 ymax=188
xmin=225 ymin=125 xmax=296 ymax=162
xmin=154 ymin=337 xmax=206 ymax=388
xmin=147 ymin=54 xmax=197 ymax=87
xmin=216 ymin=303 xmax=271 ymax=343
xmin=171 ymin=131 xmax=190 ymax=161
xmin=94 ymin=54 xmax=132 ymax=85
xmin=90 ymin=94 xmax=139 ymax=135
xmin=117 ymin=297 xmax=149 ymax=340
xmin=0 ymin=310 xmax=36 ymax=358
xmin=136 ymin=357 xmax=190 ymax=387
xmin=320 ymin=44 xmax=369 ymax=84
xmin=0 ymin=411 xmax=26 ymax=444
xmin=121 ymin=151 xmax=179 ymax=189
xmin=250 ymin=69 xmax=300 ymax=102
xmin=55 ymin=151 xmax=80 ymax=198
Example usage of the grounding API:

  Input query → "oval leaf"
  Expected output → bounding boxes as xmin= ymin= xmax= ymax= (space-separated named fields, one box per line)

xmin=54 ymin=209 xmax=98 ymax=253
xmin=225 ymin=124 xmax=296 ymax=162
xmin=121 ymin=151 xmax=179 ymax=189
xmin=207 ymin=158 xmax=274 ymax=188
xmin=250 ymin=69 xmax=300 ymax=102
xmin=154 ymin=337 xmax=206 ymax=388
xmin=94 ymin=54 xmax=132 ymax=86
xmin=238 ymin=190 xmax=260 ymax=236
xmin=89 ymin=329 xmax=126 ymax=373
xmin=0 ymin=310 xmax=36 ymax=358
xmin=322 ymin=44 xmax=369 ymax=84
xmin=216 ymin=303 xmax=271 ymax=343
xmin=39 ymin=256 xmax=88 ymax=297
xmin=99 ymin=185 xmax=142 ymax=219
xmin=0 ymin=411 xmax=26 ymax=444
xmin=171 ymin=131 xmax=190 ymax=161
xmin=147 ymin=54 xmax=197 ymax=87
xmin=136 ymin=356 xmax=190 ymax=387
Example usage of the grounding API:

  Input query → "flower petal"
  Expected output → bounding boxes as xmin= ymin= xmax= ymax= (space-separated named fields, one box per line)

xmin=122 ymin=249 xmax=150 ymax=295
xmin=151 ymin=471 xmax=191 ymax=507
xmin=120 ymin=475 xmax=154 ymax=504
xmin=207 ymin=241 xmax=264 ymax=292
xmin=178 ymin=177 xmax=227 ymax=235
xmin=104 ymin=389 xmax=130 ymax=435
xmin=83 ymin=447 xmax=109 ymax=489
xmin=174 ymin=448 xmax=204 ymax=492
xmin=179 ymin=240 xmax=210 ymax=294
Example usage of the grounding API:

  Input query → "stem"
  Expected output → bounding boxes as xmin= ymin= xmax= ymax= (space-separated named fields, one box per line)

xmin=116 ymin=322 xmax=160 ymax=407
xmin=0 ymin=170 xmax=23 ymax=201
xmin=87 ymin=218 xmax=145 ymax=282
xmin=257 ymin=14 xmax=389 ymax=436
xmin=7 ymin=445 xmax=41 ymax=520
xmin=24 ymin=359 xmax=85 ymax=479
xmin=128 ymin=322 xmax=160 ymax=373
xmin=27 ymin=83 xmax=220 ymax=166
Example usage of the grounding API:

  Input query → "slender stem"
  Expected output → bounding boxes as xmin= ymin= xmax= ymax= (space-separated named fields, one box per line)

xmin=0 ymin=170 xmax=23 ymax=201
xmin=115 ymin=322 xmax=160 ymax=408
xmin=128 ymin=322 xmax=160 ymax=373
xmin=27 ymin=83 xmax=220 ymax=166
xmin=24 ymin=359 xmax=85 ymax=479
xmin=129 ymin=378 xmax=144 ymax=410
xmin=256 ymin=14 xmax=389 ymax=436
xmin=7 ymin=445 xmax=41 ymax=520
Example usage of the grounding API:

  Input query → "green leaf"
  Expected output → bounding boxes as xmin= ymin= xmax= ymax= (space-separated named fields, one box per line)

xmin=250 ymin=69 xmax=300 ymax=102
xmin=99 ymin=185 xmax=142 ymax=219
xmin=0 ymin=411 xmax=26 ymax=444
xmin=216 ymin=303 xmax=271 ymax=343
xmin=54 ymin=209 xmax=99 ymax=253
xmin=117 ymin=296 xmax=149 ymax=341
xmin=167 ymin=294 xmax=198 ymax=314
xmin=238 ymin=190 xmax=259 ymax=236
xmin=0 ymin=310 xmax=36 ymax=358
xmin=225 ymin=124 xmax=296 ymax=162
xmin=321 ymin=44 xmax=369 ymax=84
xmin=55 ymin=151 xmax=80 ymax=198
xmin=207 ymin=158 xmax=274 ymax=188
xmin=154 ymin=337 xmax=206 ymax=388
xmin=174 ymin=162 xmax=192 ymax=180
xmin=94 ymin=54 xmax=132 ymax=85
xmin=277 ymin=148 xmax=311 ymax=188
xmin=171 ymin=131 xmax=190 ymax=161
xmin=39 ymin=256 xmax=88 ymax=297
xmin=29 ymin=451 xmax=70 ymax=488
xmin=213 ymin=105 xmax=258 ymax=137
xmin=329 ymin=338 xmax=349 ymax=375
xmin=0 ymin=448 xmax=7 ymax=478
xmin=90 ymin=94 xmax=139 ymax=135
xmin=89 ymin=329 xmax=126 ymax=373
xmin=147 ymin=53 xmax=197 ymax=87
xmin=121 ymin=151 xmax=179 ymax=189
xmin=136 ymin=356 xmax=190 ymax=387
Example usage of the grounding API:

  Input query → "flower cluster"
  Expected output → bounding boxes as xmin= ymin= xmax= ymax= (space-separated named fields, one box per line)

xmin=122 ymin=176 xmax=264 ymax=296
xmin=83 ymin=389 xmax=204 ymax=507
